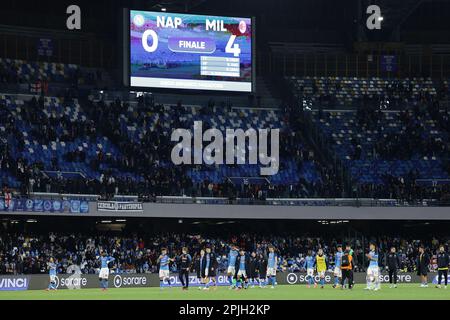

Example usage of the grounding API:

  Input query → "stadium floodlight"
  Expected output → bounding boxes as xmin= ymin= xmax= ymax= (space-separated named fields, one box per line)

xmin=116 ymin=219 xmax=126 ymax=222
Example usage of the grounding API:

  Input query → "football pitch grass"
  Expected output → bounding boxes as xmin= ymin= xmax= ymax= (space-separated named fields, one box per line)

xmin=0 ymin=284 xmax=449 ymax=300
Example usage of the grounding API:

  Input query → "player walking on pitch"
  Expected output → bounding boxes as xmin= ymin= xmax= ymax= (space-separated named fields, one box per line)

xmin=202 ymin=246 xmax=218 ymax=290
xmin=46 ymin=257 xmax=57 ymax=291
xmin=248 ymin=251 xmax=259 ymax=288
xmin=227 ymin=244 xmax=239 ymax=289
xmin=194 ymin=249 xmax=206 ymax=290
xmin=365 ymin=243 xmax=381 ymax=291
xmin=98 ymin=251 xmax=115 ymax=291
xmin=235 ymin=248 xmax=250 ymax=289
xmin=315 ymin=248 xmax=327 ymax=289
xmin=333 ymin=245 xmax=343 ymax=288
xmin=417 ymin=245 xmax=430 ymax=287
xmin=267 ymin=245 xmax=278 ymax=289
xmin=305 ymin=250 xmax=315 ymax=288
xmin=257 ymin=252 xmax=268 ymax=288
xmin=157 ymin=248 xmax=174 ymax=290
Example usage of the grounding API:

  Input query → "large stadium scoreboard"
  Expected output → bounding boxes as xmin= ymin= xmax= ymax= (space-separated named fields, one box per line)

xmin=127 ymin=10 xmax=254 ymax=92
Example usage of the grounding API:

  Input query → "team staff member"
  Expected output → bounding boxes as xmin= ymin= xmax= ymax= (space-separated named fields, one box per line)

xmin=436 ymin=245 xmax=449 ymax=289
xmin=416 ymin=246 xmax=430 ymax=287
xmin=345 ymin=244 xmax=356 ymax=288
xmin=177 ymin=247 xmax=192 ymax=290
xmin=386 ymin=247 xmax=401 ymax=288
xmin=340 ymin=249 xmax=353 ymax=290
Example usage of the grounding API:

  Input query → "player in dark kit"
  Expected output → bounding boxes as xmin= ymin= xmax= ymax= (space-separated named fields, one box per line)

xmin=248 ymin=251 xmax=258 ymax=288
xmin=417 ymin=246 xmax=430 ymax=287
xmin=193 ymin=249 xmax=206 ymax=290
xmin=177 ymin=247 xmax=192 ymax=290
xmin=257 ymin=252 xmax=268 ymax=288
xmin=386 ymin=247 xmax=401 ymax=288
xmin=202 ymin=246 xmax=218 ymax=290
xmin=436 ymin=245 xmax=449 ymax=289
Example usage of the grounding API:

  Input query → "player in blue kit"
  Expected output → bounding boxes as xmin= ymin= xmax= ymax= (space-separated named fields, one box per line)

xmin=46 ymin=257 xmax=57 ymax=291
xmin=226 ymin=244 xmax=239 ymax=288
xmin=157 ymin=248 xmax=174 ymax=290
xmin=333 ymin=245 xmax=344 ymax=288
xmin=98 ymin=251 xmax=115 ymax=291
xmin=266 ymin=246 xmax=278 ymax=289
xmin=235 ymin=249 xmax=250 ymax=290
xmin=305 ymin=250 xmax=316 ymax=288
xmin=365 ymin=243 xmax=381 ymax=291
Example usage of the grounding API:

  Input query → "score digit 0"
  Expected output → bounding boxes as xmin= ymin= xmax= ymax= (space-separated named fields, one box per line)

xmin=142 ymin=30 xmax=159 ymax=53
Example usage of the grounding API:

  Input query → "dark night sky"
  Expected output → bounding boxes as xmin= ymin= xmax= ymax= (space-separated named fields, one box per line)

xmin=0 ymin=0 xmax=449 ymax=44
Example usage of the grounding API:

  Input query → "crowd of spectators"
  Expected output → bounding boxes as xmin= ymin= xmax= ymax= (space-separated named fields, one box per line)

xmin=2 ymin=92 xmax=449 ymax=202
xmin=308 ymin=80 xmax=450 ymax=202
xmin=352 ymin=92 xmax=450 ymax=201
xmin=0 ymin=58 xmax=104 ymax=93
xmin=1 ymin=92 xmax=348 ymax=200
xmin=0 ymin=230 xmax=447 ymax=275
xmin=353 ymin=97 xmax=448 ymax=161
xmin=1 ymin=58 xmax=450 ymax=202
xmin=355 ymin=172 xmax=450 ymax=202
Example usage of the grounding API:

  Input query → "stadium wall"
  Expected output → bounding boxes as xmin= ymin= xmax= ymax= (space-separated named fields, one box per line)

xmin=0 ymin=272 xmax=438 ymax=291
xmin=120 ymin=202 xmax=450 ymax=220
xmin=1 ymin=201 xmax=450 ymax=220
